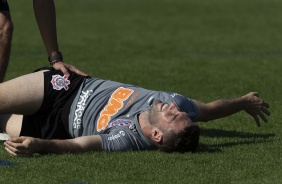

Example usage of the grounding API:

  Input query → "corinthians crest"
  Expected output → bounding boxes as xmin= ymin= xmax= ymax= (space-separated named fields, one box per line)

xmin=51 ymin=75 xmax=71 ymax=91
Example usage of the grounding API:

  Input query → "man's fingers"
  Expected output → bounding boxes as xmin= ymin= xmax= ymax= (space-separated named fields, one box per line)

xmin=261 ymin=106 xmax=270 ymax=116
xmin=53 ymin=62 xmax=88 ymax=77
xmin=53 ymin=62 xmax=70 ymax=76
xmin=4 ymin=141 xmax=31 ymax=156
xmin=65 ymin=65 xmax=88 ymax=76
xmin=59 ymin=67 xmax=70 ymax=77
xmin=253 ymin=115 xmax=261 ymax=127
xmin=245 ymin=92 xmax=270 ymax=127
xmin=262 ymin=101 xmax=270 ymax=108
xmin=72 ymin=68 xmax=88 ymax=76
xmin=5 ymin=146 xmax=17 ymax=156
xmin=4 ymin=146 xmax=30 ymax=157
xmin=253 ymin=92 xmax=259 ymax=97
xmin=258 ymin=111 xmax=268 ymax=123
xmin=5 ymin=139 xmax=28 ymax=151
xmin=4 ymin=141 xmax=20 ymax=155
xmin=251 ymin=108 xmax=269 ymax=127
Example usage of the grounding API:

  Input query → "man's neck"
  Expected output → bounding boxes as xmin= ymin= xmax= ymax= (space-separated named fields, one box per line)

xmin=138 ymin=111 xmax=152 ymax=140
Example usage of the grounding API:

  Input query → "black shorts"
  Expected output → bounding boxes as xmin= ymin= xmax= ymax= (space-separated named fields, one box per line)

xmin=0 ymin=0 xmax=10 ymax=11
xmin=20 ymin=67 xmax=87 ymax=139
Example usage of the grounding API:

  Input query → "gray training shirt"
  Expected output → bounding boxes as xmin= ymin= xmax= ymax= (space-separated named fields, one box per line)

xmin=68 ymin=77 xmax=199 ymax=152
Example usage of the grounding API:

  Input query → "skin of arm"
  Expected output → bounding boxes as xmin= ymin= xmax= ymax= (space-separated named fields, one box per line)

xmin=0 ymin=11 xmax=13 ymax=82
xmin=4 ymin=135 xmax=103 ymax=156
xmin=33 ymin=0 xmax=88 ymax=77
xmin=33 ymin=0 xmax=58 ymax=56
xmin=193 ymin=92 xmax=270 ymax=127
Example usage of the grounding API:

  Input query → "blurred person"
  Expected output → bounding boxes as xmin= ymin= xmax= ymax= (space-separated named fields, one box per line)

xmin=0 ymin=67 xmax=270 ymax=156
xmin=0 ymin=0 xmax=87 ymax=82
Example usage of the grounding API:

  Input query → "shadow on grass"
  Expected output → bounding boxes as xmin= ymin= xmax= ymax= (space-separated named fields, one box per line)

xmin=200 ymin=128 xmax=275 ymax=139
xmin=0 ymin=160 xmax=19 ymax=167
xmin=197 ymin=128 xmax=276 ymax=153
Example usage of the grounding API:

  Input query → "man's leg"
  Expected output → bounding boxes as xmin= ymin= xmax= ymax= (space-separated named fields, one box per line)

xmin=0 ymin=114 xmax=22 ymax=137
xmin=0 ymin=9 xmax=13 ymax=82
xmin=0 ymin=70 xmax=46 ymax=115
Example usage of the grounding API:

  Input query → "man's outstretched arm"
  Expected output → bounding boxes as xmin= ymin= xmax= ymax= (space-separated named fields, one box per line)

xmin=193 ymin=92 xmax=270 ymax=127
xmin=4 ymin=136 xmax=103 ymax=156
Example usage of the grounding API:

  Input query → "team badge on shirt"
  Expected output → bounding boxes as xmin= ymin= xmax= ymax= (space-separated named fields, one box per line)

xmin=109 ymin=119 xmax=133 ymax=128
xmin=51 ymin=75 xmax=70 ymax=91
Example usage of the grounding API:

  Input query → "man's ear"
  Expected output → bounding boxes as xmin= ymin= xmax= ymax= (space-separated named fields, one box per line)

xmin=151 ymin=128 xmax=163 ymax=143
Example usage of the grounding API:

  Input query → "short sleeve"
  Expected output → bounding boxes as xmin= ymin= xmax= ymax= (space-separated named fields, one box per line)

xmin=99 ymin=127 xmax=145 ymax=152
xmin=168 ymin=93 xmax=199 ymax=122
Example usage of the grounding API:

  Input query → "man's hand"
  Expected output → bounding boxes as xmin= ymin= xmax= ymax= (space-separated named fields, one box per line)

xmin=242 ymin=92 xmax=270 ymax=127
xmin=4 ymin=137 xmax=41 ymax=157
xmin=53 ymin=61 xmax=88 ymax=77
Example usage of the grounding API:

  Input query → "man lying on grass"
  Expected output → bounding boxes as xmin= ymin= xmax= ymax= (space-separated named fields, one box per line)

xmin=0 ymin=67 xmax=270 ymax=156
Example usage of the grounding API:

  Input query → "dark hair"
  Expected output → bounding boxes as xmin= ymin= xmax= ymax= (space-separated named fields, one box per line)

xmin=157 ymin=124 xmax=201 ymax=153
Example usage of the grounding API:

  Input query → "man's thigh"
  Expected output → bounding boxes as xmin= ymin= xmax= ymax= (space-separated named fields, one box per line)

xmin=0 ymin=71 xmax=46 ymax=115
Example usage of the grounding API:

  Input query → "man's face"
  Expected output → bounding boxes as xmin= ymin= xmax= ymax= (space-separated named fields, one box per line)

xmin=149 ymin=100 xmax=192 ymax=134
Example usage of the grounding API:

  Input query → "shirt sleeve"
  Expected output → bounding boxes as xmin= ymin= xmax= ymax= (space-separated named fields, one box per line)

xmin=99 ymin=127 xmax=145 ymax=152
xmin=169 ymin=93 xmax=199 ymax=122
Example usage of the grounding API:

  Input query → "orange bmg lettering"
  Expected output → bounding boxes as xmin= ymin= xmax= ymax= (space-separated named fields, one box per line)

xmin=97 ymin=87 xmax=133 ymax=131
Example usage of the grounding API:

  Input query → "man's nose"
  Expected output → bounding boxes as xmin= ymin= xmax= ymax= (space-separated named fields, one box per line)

xmin=169 ymin=103 xmax=180 ymax=113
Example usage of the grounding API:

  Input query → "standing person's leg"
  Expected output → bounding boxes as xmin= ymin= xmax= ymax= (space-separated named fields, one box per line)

xmin=0 ymin=70 xmax=46 ymax=115
xmin=0 ymin=1 xmax=13 ymax=82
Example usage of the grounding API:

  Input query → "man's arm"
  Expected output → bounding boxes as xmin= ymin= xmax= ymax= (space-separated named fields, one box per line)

xmin=4 ymin=136 xmax=103 ymax=156
xmin=33 ymin=0 xmax=88 ymax=77
xmin=193 ymin=92 xmax=270 ymax=127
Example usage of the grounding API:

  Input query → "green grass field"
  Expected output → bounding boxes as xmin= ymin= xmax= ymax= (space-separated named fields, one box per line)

xmin=1 ymin=0 xmax=282 ymax=183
